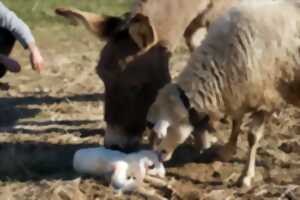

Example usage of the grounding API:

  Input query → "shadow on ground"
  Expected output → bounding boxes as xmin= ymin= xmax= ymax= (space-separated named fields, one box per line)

xmin=0 ymin=142 xmax=101 ymax=181
xmin=0 ymin=93 xmax=104 ymax=126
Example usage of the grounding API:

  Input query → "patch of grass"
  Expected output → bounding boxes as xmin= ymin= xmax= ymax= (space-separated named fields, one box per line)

xmin=2 ymin=0 xmax=134 ymax=27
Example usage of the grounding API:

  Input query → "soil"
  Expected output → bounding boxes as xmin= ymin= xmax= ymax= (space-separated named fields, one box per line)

xmin=0 ymin=25 xmax=299 ymax=200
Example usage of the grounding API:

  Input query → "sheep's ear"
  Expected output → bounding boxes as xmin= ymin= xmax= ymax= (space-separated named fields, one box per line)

xmin=128 ymin=13 xmax=158 ymax=50
xmin=55 ymin=7 xmax=123 ymax=39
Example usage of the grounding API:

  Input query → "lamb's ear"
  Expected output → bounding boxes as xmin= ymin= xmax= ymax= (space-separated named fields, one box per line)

xmin=141 ymin=158 xmax=153 ymax=171
xmin=128 ymin=13 xmax=158 ymax=50
xmin=55 ymin=7 xmax=123 ymax=39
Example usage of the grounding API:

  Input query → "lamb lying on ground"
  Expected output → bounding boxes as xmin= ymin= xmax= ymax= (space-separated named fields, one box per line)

xmin=73 ymin=147 xmax=165 ymax=192
xmin=148 ymin=0 xmax=300 ymax=187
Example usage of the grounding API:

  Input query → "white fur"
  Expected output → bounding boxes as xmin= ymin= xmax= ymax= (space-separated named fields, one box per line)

xmin=73 ymin=147 xmax=165 ymax=191
xmin=153 ymin=120 xmax=170 ymax=139
xmin=156 ymin=123 xmax=194 ymax=161
xmin=133 ymin=150 xmax=166 ymax=178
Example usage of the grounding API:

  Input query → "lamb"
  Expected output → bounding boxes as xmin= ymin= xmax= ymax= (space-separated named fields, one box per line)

xmin=73 ymin=147 xmax=165 ymax=192
xmin=147 ymin=0 xmax=300 ymax=187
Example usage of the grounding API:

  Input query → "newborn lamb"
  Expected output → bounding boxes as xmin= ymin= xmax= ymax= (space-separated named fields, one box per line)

xmin=73 ymin=147 xmax=165 ymax=192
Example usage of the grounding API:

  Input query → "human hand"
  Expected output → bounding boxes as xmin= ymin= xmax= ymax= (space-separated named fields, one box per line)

xmin=28 ymin=43 xmax=44 ymax=73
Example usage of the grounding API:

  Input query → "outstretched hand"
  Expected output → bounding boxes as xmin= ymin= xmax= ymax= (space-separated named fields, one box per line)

xmin=28 ymin=42 xmax=44 ymax=73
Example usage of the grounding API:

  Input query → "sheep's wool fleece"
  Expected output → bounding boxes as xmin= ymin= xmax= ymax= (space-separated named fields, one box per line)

xmin=177 ymin=0 xmax=300 ymax=116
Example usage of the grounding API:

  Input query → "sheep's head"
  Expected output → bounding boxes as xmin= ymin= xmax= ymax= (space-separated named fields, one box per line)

xmin=147 ymin=84 xmax=194 ymax=161
xmin=55 ymin=8 xmax=171 ymax=151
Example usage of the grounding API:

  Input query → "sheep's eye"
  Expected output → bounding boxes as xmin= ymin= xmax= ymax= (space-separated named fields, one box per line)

xmin=161 ymin=150 xmax=167 ymax=155
xmin=148 ymin=164 xmax=155 ymax=170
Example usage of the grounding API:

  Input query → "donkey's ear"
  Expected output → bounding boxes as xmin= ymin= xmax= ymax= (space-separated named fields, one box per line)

xmin=128 ymin=13 xmax=158 ymax=50
xmin=55 ymin=7 xmax=123 ymax=39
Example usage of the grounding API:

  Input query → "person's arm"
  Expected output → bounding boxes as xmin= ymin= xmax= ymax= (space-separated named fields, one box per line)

xmin=0 ymin=2 xmax=44 ymax=72
xmin=0 ymin=2 xmax=34 ymax=48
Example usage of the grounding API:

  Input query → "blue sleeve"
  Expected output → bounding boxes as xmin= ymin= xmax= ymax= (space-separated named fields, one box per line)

xmin=0 ymin=2 xmax=35 ymax=49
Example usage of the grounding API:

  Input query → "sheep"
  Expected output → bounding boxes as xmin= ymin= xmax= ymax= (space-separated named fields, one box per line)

xmin=147 ymin=0 xmax=300 ymax=187
xmin=73 ymin=147 xmax=165 ymax=192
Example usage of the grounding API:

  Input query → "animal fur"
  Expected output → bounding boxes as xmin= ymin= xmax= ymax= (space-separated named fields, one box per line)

xmin=184 ymin=0 xmax=239 ymax=51
xmin=148 ymin=0 xmax=300 ymax=187
xmin=73 ymin=147 xmax=165 ymax=191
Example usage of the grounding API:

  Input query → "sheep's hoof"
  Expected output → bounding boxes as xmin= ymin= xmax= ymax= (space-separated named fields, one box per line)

xmin=193 ymin=132 xmax=218 ymax=151
xmin=236 ymin=175 xmax=253 ymax=188
xmin=214 ymin=144 xmax=236 ymax=162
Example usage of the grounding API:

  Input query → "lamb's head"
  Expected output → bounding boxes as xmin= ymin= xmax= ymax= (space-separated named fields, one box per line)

xmin=147 ymin=84 xmax=194 ymax=161
xmin=111 ymin=160 xmax=141 ymax=192
xmin=134 ymin=150 xmax=166 ymax=178
xmin=124 ymin=151 xmax=162 ymax=180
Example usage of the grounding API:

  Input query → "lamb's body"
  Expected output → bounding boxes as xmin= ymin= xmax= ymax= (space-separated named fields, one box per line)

xmin=148 ymin=0 xmax=300 ymax=187
xmin=73 ymin=147 xmax=126 ymax=176
xmin=73 ymin=147 xmax=165 ymax=191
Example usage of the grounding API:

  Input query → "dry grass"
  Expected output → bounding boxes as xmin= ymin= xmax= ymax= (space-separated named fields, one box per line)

xmin=0 ymin=2 xmax=299 ymax=199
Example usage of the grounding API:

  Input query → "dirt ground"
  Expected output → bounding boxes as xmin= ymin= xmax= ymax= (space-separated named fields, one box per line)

xmin=0 ymin=24 xmax=299 ymax=200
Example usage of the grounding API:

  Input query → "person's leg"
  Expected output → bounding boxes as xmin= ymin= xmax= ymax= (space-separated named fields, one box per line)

xmin=0 ymin=28 xmax=16 ymax=78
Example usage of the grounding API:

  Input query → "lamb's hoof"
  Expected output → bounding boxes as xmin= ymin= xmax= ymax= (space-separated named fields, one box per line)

xmin=213 ymin=145 xmax=236 ymax=162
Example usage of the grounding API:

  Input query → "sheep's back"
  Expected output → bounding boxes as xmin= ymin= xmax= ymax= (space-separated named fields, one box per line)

xmin=177 ymin=1 xmax=300 ymax=116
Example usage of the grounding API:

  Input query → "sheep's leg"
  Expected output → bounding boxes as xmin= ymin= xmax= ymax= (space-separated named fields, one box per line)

xmin=193 ymin=130 xmax=218 ymax=151
xmin=238 ymin=111 xmax=267 ymax=187
xmin=216 ymin=119 xmax=242 ymax=161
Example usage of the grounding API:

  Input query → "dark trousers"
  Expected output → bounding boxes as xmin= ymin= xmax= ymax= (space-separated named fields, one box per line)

xmin=0 ymin=28 xmax=16 ymax=78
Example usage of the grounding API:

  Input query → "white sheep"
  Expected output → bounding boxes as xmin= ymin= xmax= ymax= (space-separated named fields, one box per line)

xmin=73 ymin=147 xmax=165 ymax=192
xmin=148 ymin=0 xmax=300 ymax=187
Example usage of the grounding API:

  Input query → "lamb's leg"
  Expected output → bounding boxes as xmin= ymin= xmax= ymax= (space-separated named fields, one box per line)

xmin=135 ymin=185 xmax=168 ymax=200
xmin=238 ymin=111 xmax=267 ymax=187
xmin=145 ymin=176 xmax=174 ymax=189
xmin=216 ymin=119 xmax=242 ymax=161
